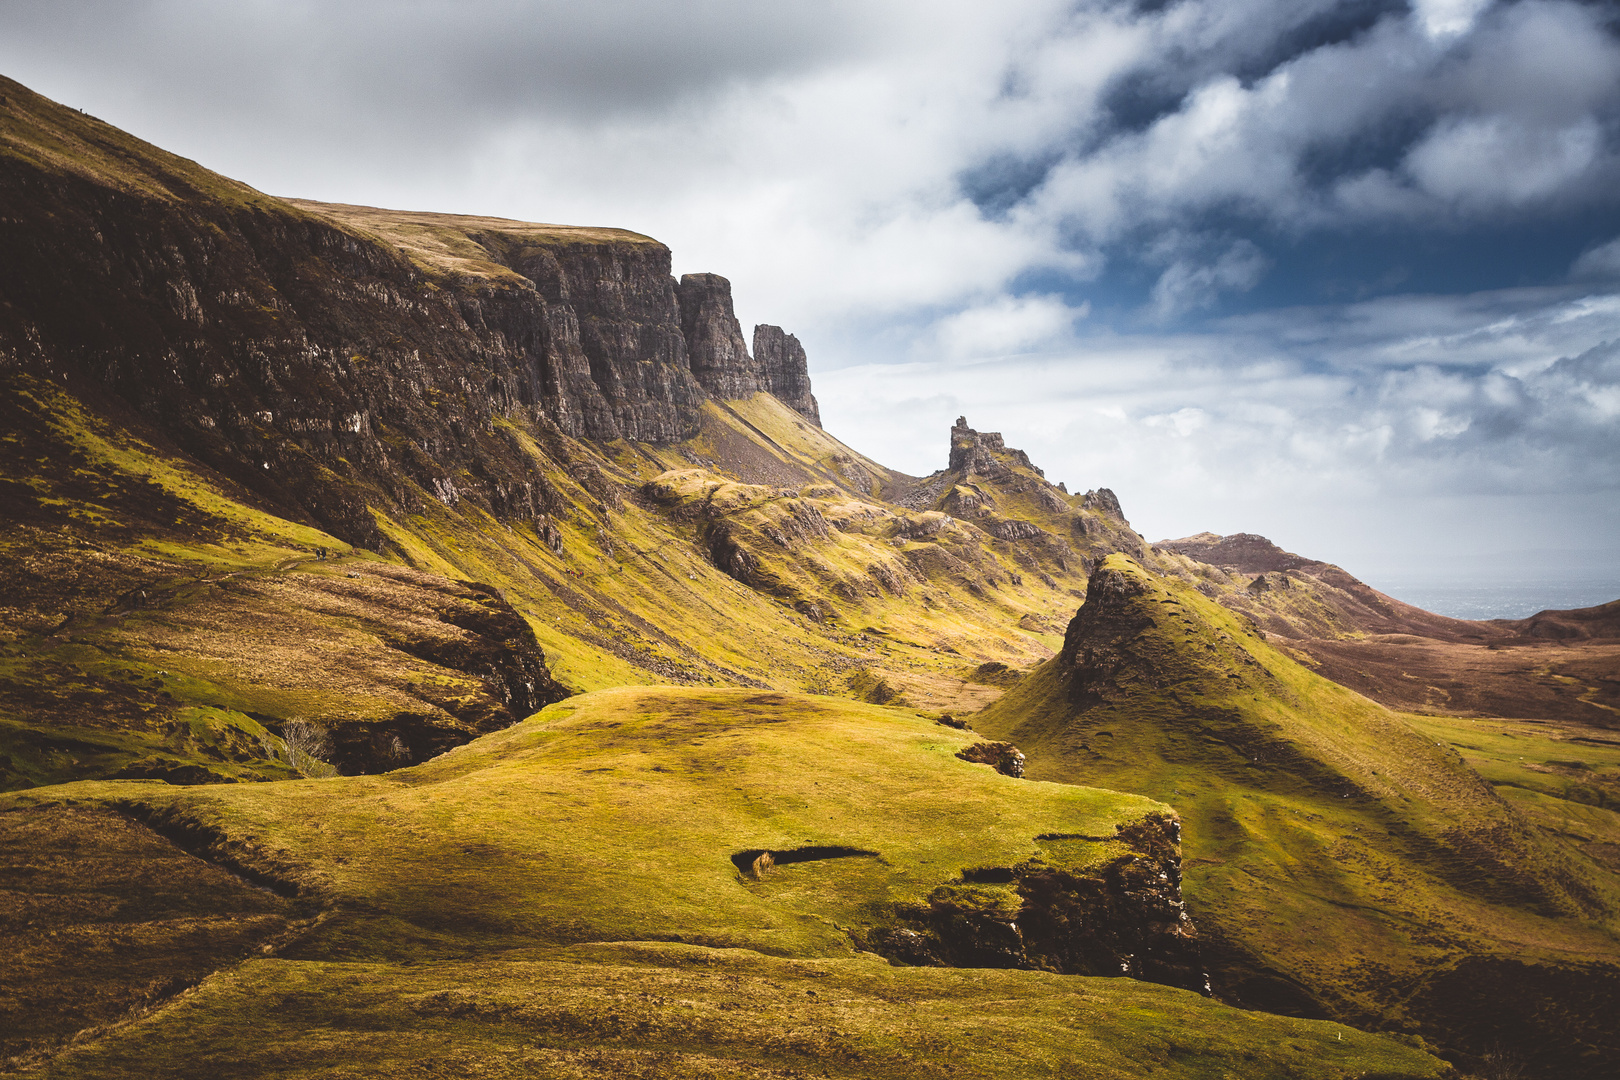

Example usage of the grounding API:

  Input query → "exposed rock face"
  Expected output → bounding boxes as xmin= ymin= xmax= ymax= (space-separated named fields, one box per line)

xmin=1081 ymin=488 xmax=1125 ymax=520
xmin=955 ymin=741 xmax=1026 ymax=777
xmin=675 ymin=279 xmax=824 ymax=423
xmin=677 ymin=273 xmax=758 ymax=399
xmin=751 ymin=324 xmax=821 ymax=425
xmin=1157 ymin=532 xmax=1318 ymax=573
xmin=862 ymin=811 xmax=1206 ymax=993
xmin=0 ymin=83 xmax=711 ymax=551
xmin=1060 ymin=564 xmax=1158 ymax=707
xmin=949 ymin=417 xmax=1043 ymax=478
xmin=0 ymin=80 xmax=814 ymax=555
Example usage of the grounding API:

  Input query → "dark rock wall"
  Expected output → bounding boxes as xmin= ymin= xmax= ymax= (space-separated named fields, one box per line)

xmin=677 ymin=272 xmax=759 ymax=399
xmin=0 ymin=147 xmax=718 ymax=547
xmin=0 ymin=86 xmax=836 ymax=557
xmin=752 ymin=324 xmax=821 ymax=425
xmin=860 ymin=811 xmax=1207 ymax=994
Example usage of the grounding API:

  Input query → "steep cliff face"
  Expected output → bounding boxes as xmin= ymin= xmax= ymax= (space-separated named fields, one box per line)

xmin=751 ymin=324 xmax=821 ymax=425
xmin=677 ymin=272 xmax=758 ymax=399
xmin=675 ymin=275 xmax=821 ymax=423
xmin=0 ymin=79 xmax=718 ymax=550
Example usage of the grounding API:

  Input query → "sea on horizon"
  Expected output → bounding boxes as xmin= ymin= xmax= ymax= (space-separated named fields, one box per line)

xmin=1372 ymin=580 xmax=1620 ymax=622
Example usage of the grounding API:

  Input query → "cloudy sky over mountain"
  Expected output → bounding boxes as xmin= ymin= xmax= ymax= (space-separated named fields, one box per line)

xmin=4 ymin=0 xmax=1618 ymax=590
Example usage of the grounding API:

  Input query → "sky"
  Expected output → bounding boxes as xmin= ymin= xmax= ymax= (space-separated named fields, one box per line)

xmin=3 ymin=0 xmax=1619 ymax=597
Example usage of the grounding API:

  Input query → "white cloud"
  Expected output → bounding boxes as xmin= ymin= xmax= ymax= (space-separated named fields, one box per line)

xmin=817 ymin=283 xmax=1620 ymax=573
xmin=1572 ymin=237 xmax=1620 ymax=280
xmin=1404 ymin=115 xmax=1601 ymax=207
xmin=930 ymin=294 xmax=1086 ymax=360
xmin=1148 ymin=240 xmax=1268 ymax=321
xmin=1413 ymin=0 xmax=1495 ymax=41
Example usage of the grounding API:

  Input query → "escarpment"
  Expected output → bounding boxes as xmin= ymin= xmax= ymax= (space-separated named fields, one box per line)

xmin=752 ymin=323 xmax=821 ymax=425
xmin=0 ymin=78 xmax=826 ymax=553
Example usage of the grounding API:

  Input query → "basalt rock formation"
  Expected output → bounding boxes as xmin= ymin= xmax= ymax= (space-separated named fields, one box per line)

xmin=677 ymin=272 xmax=757 ymax=400
xmin=947 ymin=416 xmax=1041 ymax=478
xmin=751 ymin=323 xmax=821 ymax=424
xmin=864 ymin=812 xmax=1207 ymax=994
xmin=0 ymin=77 xmax=835 ymax=557
xmin=676 ymin=275 xmax=821 ymax=424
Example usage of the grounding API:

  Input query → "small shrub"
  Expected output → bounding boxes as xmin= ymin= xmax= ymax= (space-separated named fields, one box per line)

xmin=279 ymin=721 xmax=339 ymax=779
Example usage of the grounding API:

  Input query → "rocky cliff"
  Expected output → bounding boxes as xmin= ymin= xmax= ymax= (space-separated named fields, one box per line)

xmin=675 ymin=274 xmax=821 ymax=424
xmin=677 ymin=272 xmax=756 ymax=399
xmin=0 ymin=77 xmax=827 ymax=554
xmin=752 ymin=323 xmax=821 ymax=425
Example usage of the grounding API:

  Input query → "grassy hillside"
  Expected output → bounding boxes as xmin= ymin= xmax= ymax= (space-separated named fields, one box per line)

xmin=976 ymin=555 xmax=1620 ymax=1078
xmin=0 ymin=687 xmax=1449 ymax=1079
xmin=1 ymin=372 xmax=1141 ymax=788
xmin=0 ymin=372 xmax=565 ymax=788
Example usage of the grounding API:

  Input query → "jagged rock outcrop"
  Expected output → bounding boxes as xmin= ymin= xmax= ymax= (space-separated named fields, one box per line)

xmin=948 ymin=417 xmax=1043 ymax=478
xmin=675 ymin=277 xmax=823 ymax=423
xmin=677 ymin=272 xmax=758 ymax=399
xmin=1081 ymin=487 xmax=1125 ymax=520
xmin=751 ymin=324 xmax=821 ymax=425
xmin=861 ymin=811 xmax=1206 ymax=993
xmin=1157 ymin=532 xmax=1318 ymax=573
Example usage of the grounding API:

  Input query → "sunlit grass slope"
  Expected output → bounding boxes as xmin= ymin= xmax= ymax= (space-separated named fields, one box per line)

xmin=976 ymin=555 xmax=1620 ymax=1077
xmin=0 ymin=373 xmax=562 ymax=788
xmin=10 ymin=688 xmax=1165 ymax=956
xmin=5 ymin=375 xmax=1141 ymax=790
xmin=0 ymin=375 xmax=1114 ymax=790
xmin=0 ymin=687 xmax=1449 ymax=1079
xmin=17 ymin=946 xmax=1451 ymax=1080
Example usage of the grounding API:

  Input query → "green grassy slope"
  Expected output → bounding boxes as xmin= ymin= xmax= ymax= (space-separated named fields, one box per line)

xmin=0 ymin=687 xmax=1449 ymax=1079
xmin=0 ymin=75 xmax=288 ymax=211
xmin=2 ymin=376 xmax=1141 ymax=787
xmin=0 ymin=372 xmax=567 ymax=787
xmin=976 ymin=555 xmax=1620 ymax=1078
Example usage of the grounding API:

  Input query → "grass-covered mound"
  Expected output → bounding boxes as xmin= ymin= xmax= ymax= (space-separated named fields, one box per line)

xmin=976 ymin=555 xmax=1620 ymax=1078
xmin=0 ymin=687 xmax=1449 ymax=1078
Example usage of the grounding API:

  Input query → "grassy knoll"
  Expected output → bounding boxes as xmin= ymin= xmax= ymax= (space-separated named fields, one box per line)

xmin=0 ymin=687 xmax=1449 ymax=1079
xmin=976 ymin=555 xmax=1620 ymax=1077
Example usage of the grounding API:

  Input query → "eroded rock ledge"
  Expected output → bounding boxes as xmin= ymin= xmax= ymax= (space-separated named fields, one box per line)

xmin=858 ymin=812 xmax=1208 ymax=994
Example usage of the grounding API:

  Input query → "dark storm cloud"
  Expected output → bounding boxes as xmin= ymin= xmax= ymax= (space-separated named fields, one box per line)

xmin=0 ymin=0 xmax=866 ymax=122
